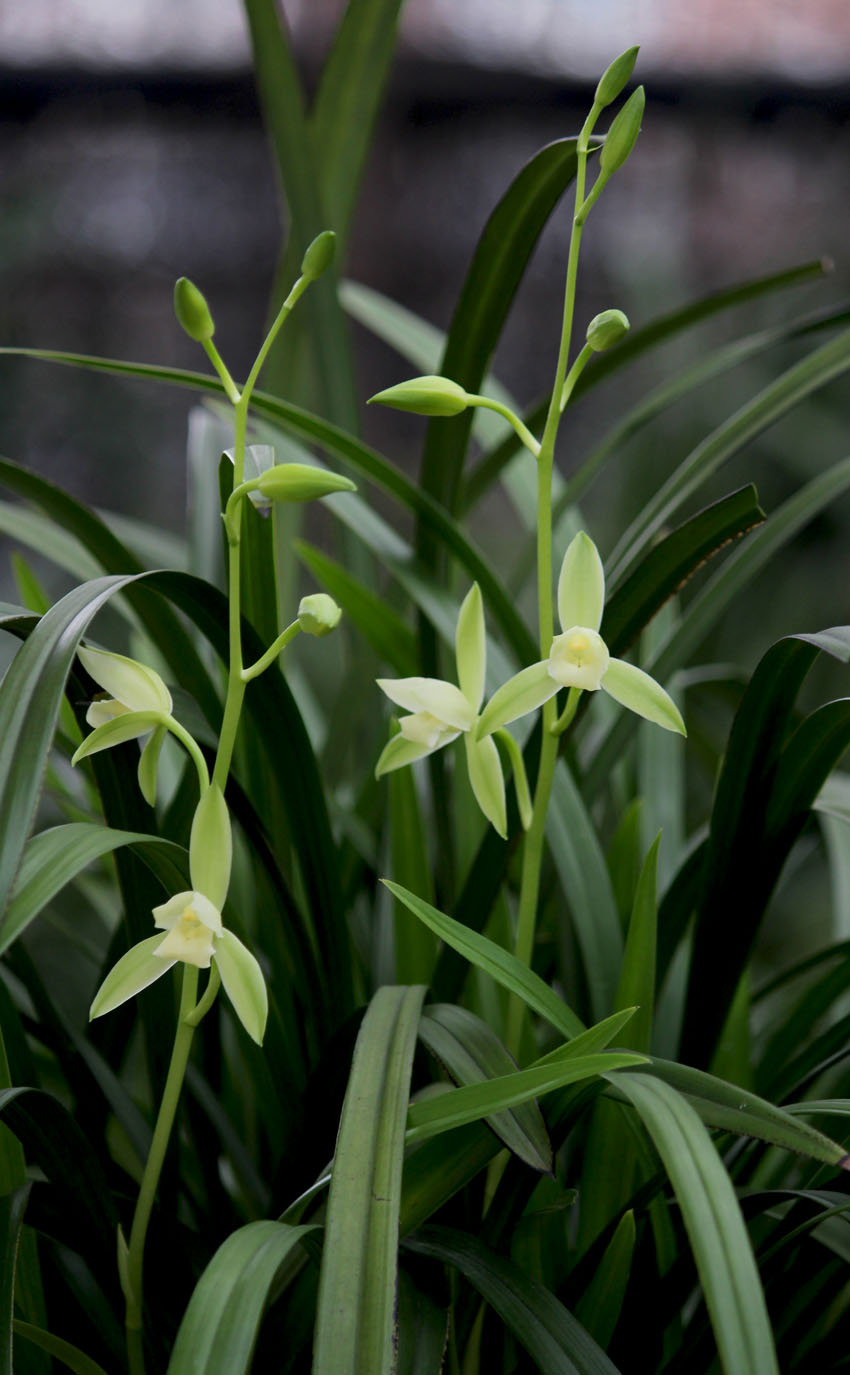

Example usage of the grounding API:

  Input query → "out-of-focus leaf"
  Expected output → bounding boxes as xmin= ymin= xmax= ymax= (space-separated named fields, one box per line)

xmin=404 ymin=1226 xmax=623 ymax=1375
xmin=614 ymin=836 xmax=660 ymax=1053
xmin=573 ymin=1210 xmax=635 ymax=1350
xmin=0 ymin=1184 xmax=30 ymax=1375
xmin=296 ymin=539 xmax=417 ymax=676
xmin=12 ymin=1321 xmax=109 ymax=1375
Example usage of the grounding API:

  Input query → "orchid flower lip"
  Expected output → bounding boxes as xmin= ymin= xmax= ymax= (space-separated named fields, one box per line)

xmin=152 ymin=890 xmax=223 ymax=969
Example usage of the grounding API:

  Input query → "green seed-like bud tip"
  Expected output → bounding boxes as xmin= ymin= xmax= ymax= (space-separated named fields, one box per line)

xmin=586 ymin=309 xmax=630 ymax=352
xmin=368 ymin=375 xmax=469 ymax=418
xmin=301 ymin=231 xmax=336 ymax=281
xmin=594 ymin=47 xmax=639 ymax=108
xmin=173 ymin=277 xmax=215 ymax=342
xmin=599 ymin=86 xmax=645 ymax=177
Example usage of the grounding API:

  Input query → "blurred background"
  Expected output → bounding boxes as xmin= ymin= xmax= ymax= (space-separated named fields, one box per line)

xmin=0 ymin=0 xmax=848 ymax=650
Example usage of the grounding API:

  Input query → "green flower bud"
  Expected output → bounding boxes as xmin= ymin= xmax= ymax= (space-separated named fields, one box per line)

xmin=301 ymin=230 xmax=337 ymax=281
xmin=599 ymin=86 xmax=645 ymax=177
xmin=594 ymin=47 xmax=639 ymax=109
xmin=173 ymin=277 xmax=215 ymax=342
xmin=255 ymin=463 xmax=356 ymax=503
xmin=298 ymin=593 xmax=342 ymax=637
xmin=368 ymin=375 xmax=469 ymax=418
xmin=586 ymin=309 xmax=630 ymax=352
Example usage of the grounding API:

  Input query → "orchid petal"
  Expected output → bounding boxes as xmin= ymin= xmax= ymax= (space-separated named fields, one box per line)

xmin=464 ymin=735 xmax=507 ymax=838
xmin=78 ymin=646 xmax=172 ymax=714
xmin=455 ymin=583 xmax=486 ymax=710
xmin=376 ymin=676 xmax=475 ymax=731
xmin=71 ymin=710 xmax=165 ymax=764
xmin=476 ymin=661 xmax=558 ymax=738
xmin=602 ymin=658 xmax=686 ymax=735
xmin=215 ymin=929 xmax=268 ymax=1045
xmin=86 ymin=699 xmax=131 ymax=728
xmin=89 ymin=934 xmax=174 ymax=1019
xmin=548 ymin=627 xmax=610 ymax=691
xmin=152 ymin=891 xmax=196 ymax=930
xmin=375 ymin=731 xmax=445 ymax=777
xmin=557 ymin=532 xmax=605 ymax=633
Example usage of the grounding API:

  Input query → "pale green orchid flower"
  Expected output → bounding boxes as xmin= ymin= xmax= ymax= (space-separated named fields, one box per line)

xmin=477 ymin=531 xmax=686 ymax=739
xmin=88 ymin=785 xmax=268 ymax=1044
xmin=376 ymin=584 xmax=507 ymax=837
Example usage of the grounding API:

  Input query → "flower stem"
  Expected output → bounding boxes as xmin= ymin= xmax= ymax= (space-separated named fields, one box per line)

xmin=506 ymin=108 xmax=598 ymax=1056
xmin=466 ymin=395 xmax=541 ymax=458
xmin=241 ymin=620 xmax=301 ymax=683
xmin=164 ymin=716 xmax=210 ymax=793
xmin=125 ymin=964 xmax=199 ymax=1374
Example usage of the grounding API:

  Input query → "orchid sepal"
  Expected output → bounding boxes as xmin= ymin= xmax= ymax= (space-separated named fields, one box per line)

xmin=601 ymin=657 xmax=686 ymax=735
xmin=476 ymin=661 xmax=558 ymax=739
xmin=557 ymin=532 xmax=605 ymax=633
xmin=72 ymin=711 xmax=167 ymax=765
xmin=89 ymin=934 xmax=176 ymax=1020
xmin=214 ymin=929 xmax=268 ymax=1045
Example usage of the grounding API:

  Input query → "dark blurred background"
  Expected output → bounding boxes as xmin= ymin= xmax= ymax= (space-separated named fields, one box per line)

xmin=0 ymin=0 xmax=849 ymax=658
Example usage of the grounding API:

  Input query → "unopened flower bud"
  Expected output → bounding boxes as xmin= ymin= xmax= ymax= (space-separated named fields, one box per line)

xmin=298 ymin=594 xmax=342 ymax=637
xmin=586 ymin=309 xmax=630 ymax=352
xmin=599 ymin=86 xmax=645 ymax=177
xmin=301 ymin=230 xmax=337 ymax=281
xmin=255 ymin=463 xmax=356 ymax=503
xmin=594 ymin=47 xmax=639 ymax=109
xmin=368 ymin=375 xmax=469 ymax=418
xmin=173 ymin=277 xmax=215 ymax=342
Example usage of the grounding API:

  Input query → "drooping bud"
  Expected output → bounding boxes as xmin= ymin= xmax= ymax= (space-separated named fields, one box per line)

xmin=599 ymin=86 xmax=645 ymax=177
xmin=586 ymin=309 xmax=630 ymax=352
xmin=255 ymin=463 xmax=356 ymax=503
xmin=298 ymin=593 xmax=342 ymax=637
xmin=173 ymin=277 xmax=215 ymax=342
xmin=368 ymin=375 xmax=469 ymax=418
xmin=189 ymin=784 xmax=232 ymax=910
xmin=594 ymin=47 xmax=639 ymax=109
xmin=301 ymin=230 xmax=336 ymax=281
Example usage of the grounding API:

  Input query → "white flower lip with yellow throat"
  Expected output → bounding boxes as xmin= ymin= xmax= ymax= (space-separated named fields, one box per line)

xmin=476 ymin=531 xmax=686 ymax=739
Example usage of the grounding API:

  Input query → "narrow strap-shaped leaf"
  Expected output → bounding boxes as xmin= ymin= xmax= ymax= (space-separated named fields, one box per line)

xmin=406 ymin=1053 xmax=645 ymax=1146
xmin=313 ymin=985 xmax=426 ymax=1375
xmin=636 ymin=1058 xmax=850 ymax=1170
xmin=403 ymin=1225 xmax=623 ymax=1375
xmin=12 ymin=1321 xmax=109 ymax=1375
xmin=419 ymin=137 xmax=585 ymax=523
xmin=419 ymin=1003 xmax=552 ymax=1172
xmin=0 ymin=573 xmax=140 ymax=921
xmin=608 ymin=325 xmax=850 ymax=581
xmin=572 ymin=1210 xmax=635 ymax=1350
xmin=0 ymin=1184 xmax=30 ymax=1375
xmin=614 ymin=836 xmax=660 ymax=1052
xmin=680 ymin=629 xmax=850 ymax=1066
xmin=612 ymin=1073 xmax=779 ymax=1375
xmin=384 ymin=881 xmax=584 ymax=1040
xmin=167 ymin=1221 xmax=317 ymax=1374
xmin=396 ymin=1268 xmax=449 ymax=1375
xmin=601 ymin=486 xmax=764 ymax=656
xmin=587 ymin=454 xmax=850 ymax=797
xmin=1 ymin=823 xmax=180 ymax=956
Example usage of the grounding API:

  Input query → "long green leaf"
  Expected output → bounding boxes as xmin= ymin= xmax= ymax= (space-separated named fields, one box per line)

xmin=404 ymin=1226 xmax=623 ymax=1375
xmin=612 ymin=1073 xmax=779 ymax=1375
xmin=607 ymin=325 xmax=850 ymax=582
xmin=1 ymin=823 xmax=179 ymax=956
xmin=406 ymin=1053 xmax=645 ymax=1145
xmin=12 ymin=1322 xmax=109 ymax=1375
xmin=0 ymin=1184 xmax=29 ymax=1375
xmin=296 ymin=539 xmax=418 ymax=676
xmin=167 ymin=1221 xmax=317 ymax=1374
xmin=419 ymin=1003 xmax=552 ymax=1171
xmin=614 ymin=835 xmax=660 ymax=1053
xmin=313 ymin=985 xmax=426 ymax=1375
xmin=384 ymin=881 xmax=585 ymax=1040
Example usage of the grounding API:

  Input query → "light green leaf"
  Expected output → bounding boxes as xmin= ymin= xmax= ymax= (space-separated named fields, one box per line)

xmin=476 ymin=661 xmax=556 ymax=738
xmin=214 ymin=930 xmax=268 ymax=1046
xmin=602 ymin=658 xmax=685 ymax=734
xmin=12 ymin=1321 xmax=109 ymax=1375
xmin=557 ymin=532 xmax=605 ymax=632
xmin=314 ymin=985 xmax=426 ymax=1375
xmin=167 ymin=1221 xmax=316 ymax=1374
xmin=455 ymin=583 xmax=486 ymax=709
xmin=189 ymin=784 xmax=232 ymax=910
xmin=464 ymin=734 xmax=507 ymax=838
xmin=613 ymin=1072 xmax=779 ymax=1375
xmin=384 ymin=881 xmax=585 ymax=1040
xmin=406 ymin=1053 xmax=645 ymax=1145
xmin=89 ymin=935 xmax=173 ymax=1019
